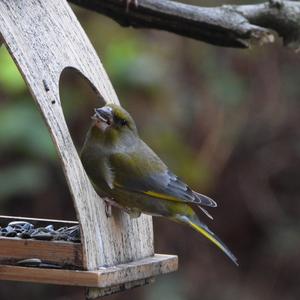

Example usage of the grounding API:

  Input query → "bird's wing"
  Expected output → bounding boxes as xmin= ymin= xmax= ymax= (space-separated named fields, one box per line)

xmin=108 ymin=142 xmax=217 ymax=208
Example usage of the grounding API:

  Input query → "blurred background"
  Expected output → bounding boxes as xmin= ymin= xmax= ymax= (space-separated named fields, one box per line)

xmin=0 ymin=1 xmax=300 ymax=299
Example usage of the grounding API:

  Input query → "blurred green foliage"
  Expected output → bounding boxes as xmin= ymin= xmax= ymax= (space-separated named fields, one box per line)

xmin=0 ymin=163 xmax=48 ymax=198
xmin=0 ymin=48 xmax=56 ymax=201
xmin=0 ymin=47 xmax=26 ymax=94
xmin=0 ymin=100 xmax=56 ymax=159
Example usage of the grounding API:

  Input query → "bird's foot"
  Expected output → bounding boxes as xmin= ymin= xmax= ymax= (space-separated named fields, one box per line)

xmin=126 ymin=0 xmax=138 ymax=12
xmin=103 ymin=197 xmax=141 ymax=218
xmin=103 ymin=197 xmax=116 ymax=218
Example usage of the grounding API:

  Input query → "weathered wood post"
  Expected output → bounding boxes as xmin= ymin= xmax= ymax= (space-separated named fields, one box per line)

xmin=0 ymin=0 xmax=177 ymax=298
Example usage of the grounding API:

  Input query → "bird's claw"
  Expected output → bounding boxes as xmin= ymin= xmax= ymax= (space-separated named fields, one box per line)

xmin=104 ymin=197 xmax=114 ymax=218
xmin=105 ymin=203 xmax=112 ymax=218
xmin=103 ymin=197 xmax=141 ymax=218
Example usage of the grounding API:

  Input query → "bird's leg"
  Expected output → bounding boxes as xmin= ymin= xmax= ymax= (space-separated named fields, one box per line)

xmin=104 ymin=197 xmax=126 ymax=218
xmin=103 ymin=197 xmax=114 ymax=218
xmin=126 ymin=0 xmax=139 ymax=12
xmin=103 ymin=197 xmax=141 ymax=219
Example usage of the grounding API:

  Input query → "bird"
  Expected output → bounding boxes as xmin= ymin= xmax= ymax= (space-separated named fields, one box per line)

xmin=80 ymin=103 xmax=238 ymax=266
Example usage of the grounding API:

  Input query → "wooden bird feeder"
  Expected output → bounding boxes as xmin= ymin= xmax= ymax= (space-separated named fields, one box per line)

xmin=0 ymin=0 xmax=178 ymax=298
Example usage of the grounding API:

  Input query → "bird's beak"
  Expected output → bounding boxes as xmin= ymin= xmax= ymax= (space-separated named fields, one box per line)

xmin=92 ymin=106 xmax=113 ymax=125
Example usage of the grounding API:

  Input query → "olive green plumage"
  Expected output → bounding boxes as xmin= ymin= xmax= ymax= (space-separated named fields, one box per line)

xmin=80 ymin=103 xmax=237 ymax=266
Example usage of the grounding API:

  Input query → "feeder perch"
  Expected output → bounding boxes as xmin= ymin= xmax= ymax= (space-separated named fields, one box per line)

xmin=0 ymin=0 xmax=178 ymax=298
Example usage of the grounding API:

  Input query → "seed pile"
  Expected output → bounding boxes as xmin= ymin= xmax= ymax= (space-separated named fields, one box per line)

xmin=0 ymin=221 xmax=81 ymax=243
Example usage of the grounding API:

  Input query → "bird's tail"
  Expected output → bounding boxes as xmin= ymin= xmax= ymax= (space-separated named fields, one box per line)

xmin=175 ymin=214 xmax=238 ymax=266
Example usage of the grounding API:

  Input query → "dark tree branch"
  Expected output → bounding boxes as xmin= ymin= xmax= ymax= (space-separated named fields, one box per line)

xmin=69 ymin=0 xmax=300 ymax=51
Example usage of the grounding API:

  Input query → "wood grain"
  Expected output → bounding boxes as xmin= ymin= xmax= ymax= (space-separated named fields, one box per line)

xmin=0 ymin=1 xmax=179 ymax=297
xmin=0 ymin=215 xmax=82 ymax=267
xmin=0 ymin=0 xmax=153 ymax=267
xmin=0 ymin=1 xmax=158 ymax=297
xmin=0 ymin=237 xmax=83 ymax=267
xmin=0 ymin=254 xmax=178 ymax=288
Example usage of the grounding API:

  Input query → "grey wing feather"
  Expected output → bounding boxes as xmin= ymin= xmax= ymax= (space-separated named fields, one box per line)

xmin=198 ymin=206 xmax=214 ymax=219
xmin=147 ymin=170 xmax=217 ymax=208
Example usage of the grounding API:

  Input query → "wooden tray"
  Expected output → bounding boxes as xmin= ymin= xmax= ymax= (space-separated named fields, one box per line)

xmin=0 ymin=254 xmax=177 ymax=288
xmin=0 ymin=215 xmax=82 ymax=267
xmin=0 ymin=216 xmax=178 ymax=289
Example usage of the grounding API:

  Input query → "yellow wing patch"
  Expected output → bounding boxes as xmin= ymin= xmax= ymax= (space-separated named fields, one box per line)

xmin=114 ymin=181 xmax=180 ymax=201
xmin=143 ymin=190 xmax=180 ymax=202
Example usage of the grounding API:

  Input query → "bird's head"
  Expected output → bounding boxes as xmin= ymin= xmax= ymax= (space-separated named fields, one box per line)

xmin=90 ymin=103 xmax=138 ymax=144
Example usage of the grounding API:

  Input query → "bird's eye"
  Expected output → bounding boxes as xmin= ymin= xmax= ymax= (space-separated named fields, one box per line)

xmin=120 ymin=119 xmax=127 ymax=126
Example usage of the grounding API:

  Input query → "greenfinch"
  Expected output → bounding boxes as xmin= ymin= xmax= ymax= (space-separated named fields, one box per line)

xmin=81 ymin=103 xmax=237 ymax=265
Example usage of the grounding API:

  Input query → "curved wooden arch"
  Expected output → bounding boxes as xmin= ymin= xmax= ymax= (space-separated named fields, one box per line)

xmin=0 ymin=0 xmax=177 ymax=298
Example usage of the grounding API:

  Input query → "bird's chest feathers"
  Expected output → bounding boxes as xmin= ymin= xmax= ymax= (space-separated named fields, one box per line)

xmin=90 ymin=147 xmax=131 ymax=191
xmin=101 ymin=159 xmax=115 ymax=189
xmin=81 ymin=144 xmax=114 ymax=191
xmin=83 ymin=134 xmax=138 ymax=192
